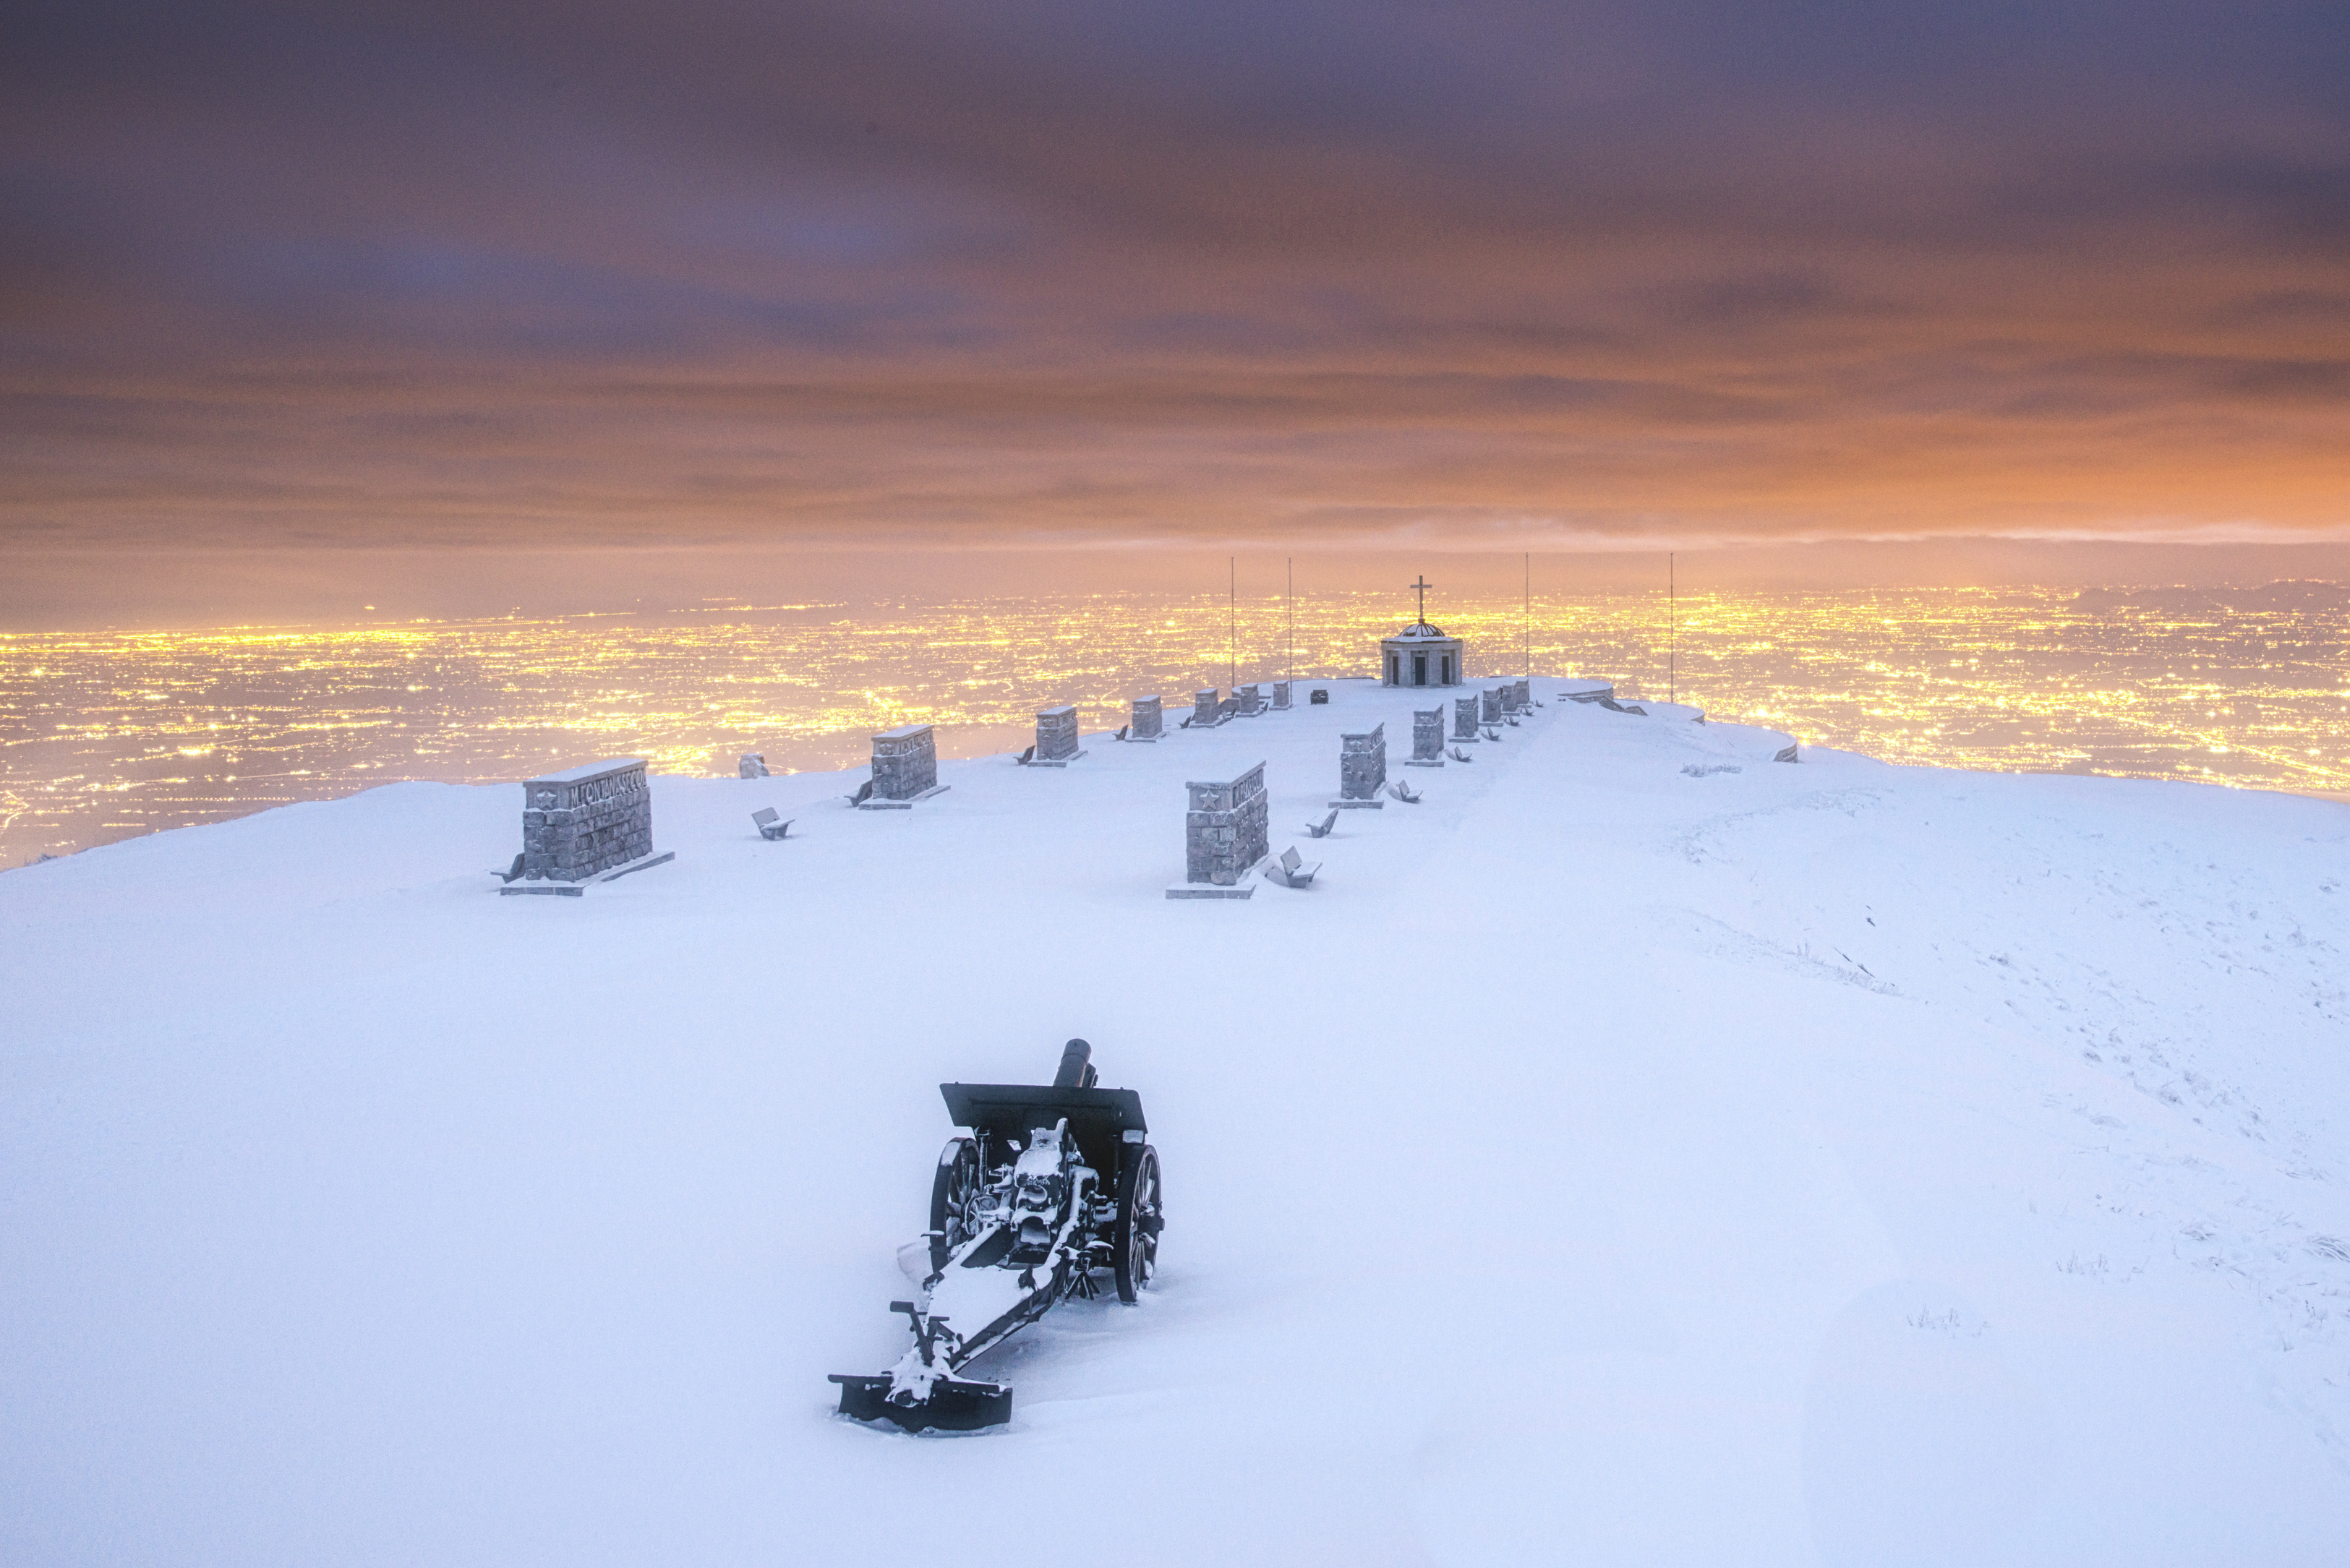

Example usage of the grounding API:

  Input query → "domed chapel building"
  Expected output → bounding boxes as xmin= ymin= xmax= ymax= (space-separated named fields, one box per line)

xmin=1378 ymin=576 xmax=1466 ymax=688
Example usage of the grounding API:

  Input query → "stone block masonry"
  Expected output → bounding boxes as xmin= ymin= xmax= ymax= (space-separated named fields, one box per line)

xmin=1409 ymin=707 xmax=1445 ymax=765
xmin=1335 ymin=722 xmax=1388 ymax=807
xmin=1131 ymin=695 xmax=1163 ymax=740
xmin=1453 ymin=696 xmax=1482 ymax=742
xmin=1273 ymin=680 xmax=1291 ymax=711
xmin=1236 ymin=684 xmax=1264 ymax=718
xmin=1194 ymin=689 xmax=1220 ymax=728
xmin=1171 ymin=763 xmax=1269 ymax=899
xmin=871 ymin=724 xmax=941 ymax=801
xmin=1481 ymin=687 xmax=1503 ymax=726
xmin=1035 ymin=705 xmax=1082 ymax=762
xmin=516 ymin=758 xmax=659 ymax=886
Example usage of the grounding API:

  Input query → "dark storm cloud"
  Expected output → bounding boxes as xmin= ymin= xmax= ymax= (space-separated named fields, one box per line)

xmin=2 ymin=0 xmax=2346 ymax=552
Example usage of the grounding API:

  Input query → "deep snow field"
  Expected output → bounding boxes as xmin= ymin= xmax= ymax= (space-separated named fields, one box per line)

xmin=6 ymin=678 xmax=2349 ymax=1567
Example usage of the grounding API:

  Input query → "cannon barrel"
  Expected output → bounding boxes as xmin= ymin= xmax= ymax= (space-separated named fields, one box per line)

xmin=1052 ymin=1037 xmax=1097 ymax=1089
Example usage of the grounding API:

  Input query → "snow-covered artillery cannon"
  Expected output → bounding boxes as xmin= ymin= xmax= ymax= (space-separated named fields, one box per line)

xmin=829 ymin=1039 xmax=1163 ymax=1432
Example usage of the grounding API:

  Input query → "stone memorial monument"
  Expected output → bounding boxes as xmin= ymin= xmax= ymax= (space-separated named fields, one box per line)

xmin=504 ymin=758 xmax=672 ymax=896
xmin=1272 ymin=680 xmax=1291 ymax=711
xmin=1032 ymin=704 xmax=1084 ymax=766
xmin=1168 ymin=763 xmax=1268 ymax=899
xmin=1130 ymin=695 xmax=1163 ymax=741
xmin=1480 ymin=687 xmax=1504 ymax=727
xmin=1408 ymin=707 xmax=1445 ymax=766
xmin=862 ymin=723 xmax=949 ymax=808
xmin=738 ymin=753 xmax=769 ymax=779
xmin=1192 ymin=688 xmax=1220 ymax=728
xmin=1333 ymin=722 xmax=1388 ymax=808
xmin=1236 ymin=683 xmax=1263 ymax=718
xmin=1453 ymin=695 xmax=1482 ymax=742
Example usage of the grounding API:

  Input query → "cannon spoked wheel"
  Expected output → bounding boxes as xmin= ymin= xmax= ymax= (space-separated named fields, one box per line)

xmin=929 ymin=1137 xmax=980 ymax=1274
xmin=1114 ymin=1144 xmax=1161 ymax=1303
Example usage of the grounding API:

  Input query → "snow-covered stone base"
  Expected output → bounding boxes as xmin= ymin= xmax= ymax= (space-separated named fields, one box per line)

xmin=498 ymin=848 xmax=675 ymax=895
xmin=856 ymin=784 xmax=952 ymax=810
xmin=1163 ymin=878 xmax=1259 ymax=899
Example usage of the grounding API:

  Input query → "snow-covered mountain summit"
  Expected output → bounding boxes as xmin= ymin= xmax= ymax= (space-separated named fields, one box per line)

xmin=5 ymin=679 xmax=2346 ymax=1565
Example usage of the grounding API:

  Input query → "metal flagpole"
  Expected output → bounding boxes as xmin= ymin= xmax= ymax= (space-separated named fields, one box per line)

xmin=1229 ymin=556 xmax=1236 ymax=690
xmin=1524 ymin=551 xmax=1531 ymax=679
xmin=1669 ymin=552 xmax=1676 ymax=708
xmin=1286 ymin=557 xmax=1294 ymax=683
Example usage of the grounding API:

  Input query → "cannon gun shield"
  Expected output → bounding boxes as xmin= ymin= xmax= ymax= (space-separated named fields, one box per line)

xmin=937 ymin=1081 xmax=1145 ymax=1181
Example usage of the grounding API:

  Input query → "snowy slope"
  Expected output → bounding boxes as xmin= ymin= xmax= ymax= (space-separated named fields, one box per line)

xmin=4 ymin=680 xmax=2348 ymax=1567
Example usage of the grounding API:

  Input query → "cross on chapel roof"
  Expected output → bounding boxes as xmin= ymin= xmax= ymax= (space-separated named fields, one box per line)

xmin=1397 ymin=575 xmax=1445 ymax=637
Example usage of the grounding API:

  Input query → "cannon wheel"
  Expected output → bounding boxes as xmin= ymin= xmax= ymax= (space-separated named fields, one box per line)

xmin=1114 ymin=1144 xmax=1161 ymax=1303
xmin=929 ymin=1137 xmax=980 ymax=1273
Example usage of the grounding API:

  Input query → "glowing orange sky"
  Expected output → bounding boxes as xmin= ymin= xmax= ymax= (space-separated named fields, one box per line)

xmin=4 ymin=1 xmax=2346 ymax=612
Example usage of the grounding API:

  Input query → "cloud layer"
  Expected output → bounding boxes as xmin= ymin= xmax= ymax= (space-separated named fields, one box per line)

xmin=4 ymin=1 xmax=2346 ymax=552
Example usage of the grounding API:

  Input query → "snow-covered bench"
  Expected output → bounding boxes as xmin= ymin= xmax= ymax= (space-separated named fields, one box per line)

xmin=1303 ymin=808 xmax=1338 ymax=839
xmin=751 ymin=807 xmax=792 ymax=841
xmin=1262 ymin=847 xmax=1320 ymax=888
